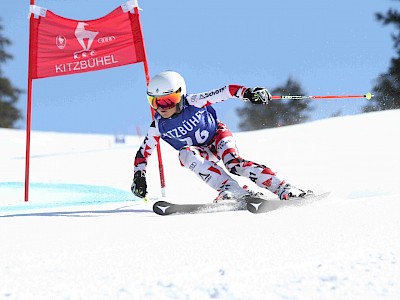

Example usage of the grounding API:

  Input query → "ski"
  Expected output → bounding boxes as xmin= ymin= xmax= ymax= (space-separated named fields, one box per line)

xmin=153 ymin=192 xmax=330 ymax=216
xmin=152 ymin=200 xmax=246 ymax=216
xmin=246 ymin=192 xmax=330 ymax=214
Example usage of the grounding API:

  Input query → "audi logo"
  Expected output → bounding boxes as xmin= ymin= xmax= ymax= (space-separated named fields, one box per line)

xmin=97 ymin=36 xmax=116 ymax=43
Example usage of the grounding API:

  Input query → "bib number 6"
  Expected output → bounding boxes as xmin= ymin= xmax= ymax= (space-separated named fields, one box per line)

xmin=180 ymin=129 xmax=209 ymax=146
xmin=195 ymin=129 xmax=209 ymax=144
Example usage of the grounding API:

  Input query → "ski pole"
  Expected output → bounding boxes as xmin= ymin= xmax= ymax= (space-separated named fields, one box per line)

xmin=271 ymin=92 xmax=373 ymax=101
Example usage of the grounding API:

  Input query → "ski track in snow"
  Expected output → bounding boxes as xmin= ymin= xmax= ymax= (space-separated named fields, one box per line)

xmin=1 ymin=110 xmax=400 ymax=299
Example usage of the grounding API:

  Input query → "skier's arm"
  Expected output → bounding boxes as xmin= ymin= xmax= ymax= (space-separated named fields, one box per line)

xmin=187 ymin=85 xmax=271 ymax=107
xmin=131 ymin=121 xmax=161 ymax=198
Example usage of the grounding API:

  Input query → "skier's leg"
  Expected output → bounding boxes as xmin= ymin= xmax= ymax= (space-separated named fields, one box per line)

xmin=178 ymin=146 xmax=248 ymax=199
xmin=212 ymin=122 xmax=286 ymax=195
xmin=212 ymin=122 xmax=307 ymax=199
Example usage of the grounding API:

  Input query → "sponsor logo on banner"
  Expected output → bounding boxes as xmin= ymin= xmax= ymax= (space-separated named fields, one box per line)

xmin=98 ymin=36 xmax=116 ymax=43
xmin=75 ymin=22 xmax=98 ymax=52
xmin=56 ymin=35 xmax=66 ymax=49
xmin=54 ymin=22 xmax=119 ymax=75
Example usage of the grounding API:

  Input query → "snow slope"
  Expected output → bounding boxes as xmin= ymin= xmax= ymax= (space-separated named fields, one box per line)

xmin=1 ymin=110 xmax=400 ymax=299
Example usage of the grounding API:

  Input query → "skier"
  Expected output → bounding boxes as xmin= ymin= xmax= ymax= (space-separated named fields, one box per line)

xmin=131 ymin=71 xmax=309 ymax=202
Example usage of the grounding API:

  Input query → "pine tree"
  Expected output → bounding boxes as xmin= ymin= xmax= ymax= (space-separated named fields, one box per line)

xmin=237 ymin=77 xmax=313 ymax=131
xmin=0 ymin=19 xmax=23 ymax=128
xmin=364 ymin=3 xmax=400 ymax=112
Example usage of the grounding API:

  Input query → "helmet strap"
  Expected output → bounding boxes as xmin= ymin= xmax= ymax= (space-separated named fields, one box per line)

xmin=175 ymin=95 xmax=186 ymax=114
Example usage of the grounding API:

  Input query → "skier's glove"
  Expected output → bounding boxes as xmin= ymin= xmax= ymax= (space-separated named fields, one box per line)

xmin=131 ymin=170 xmax=147 ymax=198
xmin=243 ymin=87 xmax=271 ymax=104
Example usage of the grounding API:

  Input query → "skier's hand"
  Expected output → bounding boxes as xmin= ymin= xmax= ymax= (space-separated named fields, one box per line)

xmin=131 ymin=170 xmax=147 ymax=198
xmin=243 ymin=87 xmax=271 ymax=104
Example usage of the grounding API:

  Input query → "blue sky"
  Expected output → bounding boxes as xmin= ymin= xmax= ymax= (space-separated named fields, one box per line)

xmin=1 ymin=0 xmax=395 ymax=134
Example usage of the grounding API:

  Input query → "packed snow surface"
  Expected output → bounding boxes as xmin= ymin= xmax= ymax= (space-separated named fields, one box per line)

xmin=1 ymin=110 xmax=400 ymax=299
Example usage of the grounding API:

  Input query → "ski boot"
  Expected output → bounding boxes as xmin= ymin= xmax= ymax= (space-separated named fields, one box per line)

xmin=276 ymin=183 xmax=310 ymax=200
xmin=213 ymin=190 xmax=234 ymax=203
xmin=242 ymin=185 xmax=265 ymax=199
xmin=213 ymin=186 xmax=250 ymax=203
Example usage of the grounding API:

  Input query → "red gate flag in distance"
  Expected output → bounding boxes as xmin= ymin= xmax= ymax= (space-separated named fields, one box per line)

xmin=29 ymin=5 xmax=146 ymax=79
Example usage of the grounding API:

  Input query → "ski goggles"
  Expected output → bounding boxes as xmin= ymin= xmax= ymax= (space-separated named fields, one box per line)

xmin=147 ymin=88 xmax=182 ymax=110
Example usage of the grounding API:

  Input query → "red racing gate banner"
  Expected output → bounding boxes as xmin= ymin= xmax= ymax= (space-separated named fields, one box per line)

xmin=25 ymin=1 xmax=167 ymax=201
xmin=29 ymin=3 xmax=146 ymax=79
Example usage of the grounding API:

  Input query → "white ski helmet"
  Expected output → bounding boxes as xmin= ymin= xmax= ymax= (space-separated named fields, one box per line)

xmin=147 ymin=71 xmax=186 ymax=112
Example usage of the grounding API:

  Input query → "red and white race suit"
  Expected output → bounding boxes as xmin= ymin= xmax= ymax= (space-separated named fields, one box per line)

xmin=134 ymin=85 xmax=286 ymax=198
